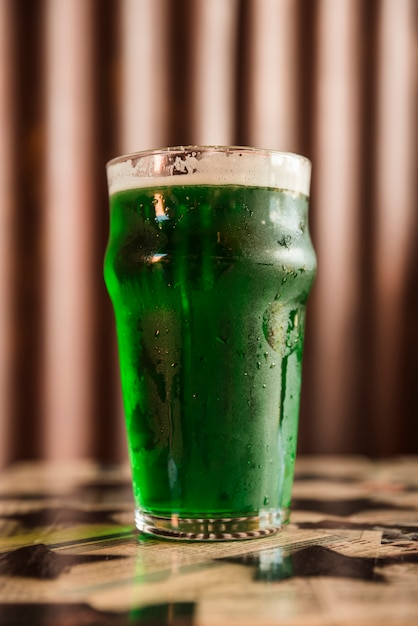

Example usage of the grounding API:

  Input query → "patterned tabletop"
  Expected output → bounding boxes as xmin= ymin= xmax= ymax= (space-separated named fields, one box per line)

xmin=0 ymin=456 xmax=417 ymax=625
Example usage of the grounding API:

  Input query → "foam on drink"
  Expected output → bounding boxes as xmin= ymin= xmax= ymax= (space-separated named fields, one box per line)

xmin=107 ymin=146 xmax=311 ymax=197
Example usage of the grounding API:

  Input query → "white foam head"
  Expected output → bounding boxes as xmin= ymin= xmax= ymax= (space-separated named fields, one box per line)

xmin=107 ymin=146 xmax=311 ymax=197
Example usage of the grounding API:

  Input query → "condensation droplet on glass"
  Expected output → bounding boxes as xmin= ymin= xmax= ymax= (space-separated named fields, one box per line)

xmin=263 ymin=496 xmax=269 ymax=506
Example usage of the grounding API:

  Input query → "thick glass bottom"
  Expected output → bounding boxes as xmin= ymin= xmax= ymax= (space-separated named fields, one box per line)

xmin=135 ymin=507 xmax=290 ymax=541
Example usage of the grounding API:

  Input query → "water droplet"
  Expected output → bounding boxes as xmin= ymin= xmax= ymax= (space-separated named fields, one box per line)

xmin=263 ymin=496 xmax=270 ymax=506
xmin=270 ymin=362 xmax=276 ymax=369
xmin=216 ymin=335 xmax=227 ymax=345
xmin=154 ymin=330 xmax=160 ymax=337
xmin=264 ymin=351 xmax=269 ymax=360
xmin=256 ymin=361 xmax=261 ymax=369
xmin=278 ymin=235 xmax=292 ymax=248
xmin=262 ymin=384 xmax=266 ymax=389
xmin=192 ymin=393 xmax=199 ymax=399
xmin=171 ymin=362 xmax=177 ymax=367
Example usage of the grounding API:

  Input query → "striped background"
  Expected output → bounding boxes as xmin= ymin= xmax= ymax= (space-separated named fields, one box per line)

xmin=0 ymin=0 xmax=416 ymax=467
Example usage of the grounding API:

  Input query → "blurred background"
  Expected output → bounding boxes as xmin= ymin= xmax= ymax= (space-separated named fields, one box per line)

xmin=0 ymin=0 xmax=416 ymax=468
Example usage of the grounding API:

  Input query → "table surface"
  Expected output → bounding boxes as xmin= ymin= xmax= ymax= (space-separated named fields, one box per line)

xmin=0 ymin=456 xmax=417 ymax=626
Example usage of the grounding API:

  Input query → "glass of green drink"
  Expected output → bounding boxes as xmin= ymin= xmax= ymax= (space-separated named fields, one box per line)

xmin=105 ymin=146 xmax=316 ymax=540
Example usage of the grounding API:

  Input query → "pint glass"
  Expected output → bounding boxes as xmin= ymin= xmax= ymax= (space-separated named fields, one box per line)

xmin=105 ymin=146 xmax=316 ymax=540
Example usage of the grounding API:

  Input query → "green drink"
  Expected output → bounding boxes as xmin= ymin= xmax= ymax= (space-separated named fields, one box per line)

xmin=105 ymin=147 xmax=316 ymax=540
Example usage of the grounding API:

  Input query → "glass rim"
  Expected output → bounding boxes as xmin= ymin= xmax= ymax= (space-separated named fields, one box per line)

xmin=106 ymin=145 xmax=311 ymax=169
xmin=106 ymin=145 xmax=311 ymax=197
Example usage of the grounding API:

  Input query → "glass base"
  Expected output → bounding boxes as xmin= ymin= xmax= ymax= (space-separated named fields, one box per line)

xmin=135 ymin=507 xmax=290 ymax=541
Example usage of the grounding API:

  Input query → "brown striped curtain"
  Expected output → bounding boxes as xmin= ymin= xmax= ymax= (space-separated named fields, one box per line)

xmin=0 ymin=0 xmax=416 ymax=468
